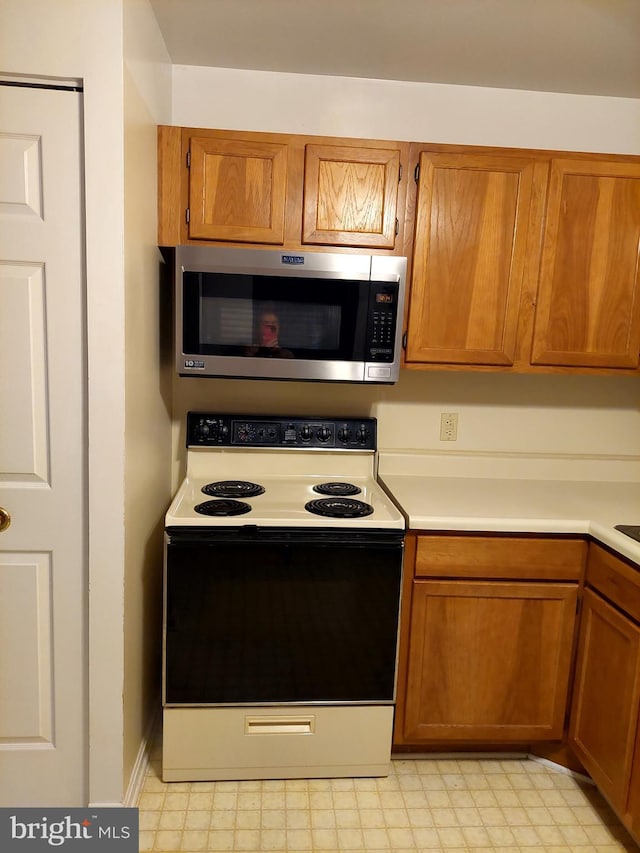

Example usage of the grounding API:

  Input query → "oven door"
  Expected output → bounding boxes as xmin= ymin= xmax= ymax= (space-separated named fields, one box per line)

xmin=163 ymin=528 xmax=403 ymax=706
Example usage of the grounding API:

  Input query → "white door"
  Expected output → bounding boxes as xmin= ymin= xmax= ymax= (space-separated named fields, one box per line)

xmin=0 ymin=83 xmax=86 ymax=804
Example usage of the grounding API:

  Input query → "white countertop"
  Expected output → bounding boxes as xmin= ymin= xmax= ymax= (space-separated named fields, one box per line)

xmin=378 ymin=453 xmax=640 ymax=565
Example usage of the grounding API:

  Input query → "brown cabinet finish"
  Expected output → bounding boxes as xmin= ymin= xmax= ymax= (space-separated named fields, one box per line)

xmin=405 ymin=152 xmax=543 ymax=366
xmin=532 ymin=159 xmax=640 ymax=368
xmin=402 ymin=579 xmax=577 ymax=742
xmin=302 ymin=144 xmax=401 ymax=248
xmin=415 ymin=534 xmax=586 ymax=581
xmin=157 ymin=126 xmax=408 ymax=253
xmin=188 ymin=136 xmax=288 ymax=244
xmin=569 ymin=587 xmax=640 ymax=815
xmin=394 ymin=533 xmax=584 ymax=747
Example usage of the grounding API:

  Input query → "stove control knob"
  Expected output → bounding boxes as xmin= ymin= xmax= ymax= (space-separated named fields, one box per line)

xmin=337 ymin=426 xmax=352 ymax=444
xmin=317 ymin=425 xmax=331 ymax=443
xmin=299 ymin=424 xmax=312 ymax=441
xmin=356 ymin=425 xmax=370 ymax=445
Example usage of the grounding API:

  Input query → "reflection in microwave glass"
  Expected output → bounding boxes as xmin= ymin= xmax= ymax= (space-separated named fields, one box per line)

xmin=201 ymin=297 xmax=342 ymax=357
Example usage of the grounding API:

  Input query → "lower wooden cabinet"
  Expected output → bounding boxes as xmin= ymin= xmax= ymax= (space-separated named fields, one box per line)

xmin=568 ymin=542 xmax=640 ymax=837
xmin=400 ymin=579 xmax=577 ymax=742
xmin=394 ymin=534 xmax=584 ymax=746
xmin=569 ymin=587 xmax=640 ymax=815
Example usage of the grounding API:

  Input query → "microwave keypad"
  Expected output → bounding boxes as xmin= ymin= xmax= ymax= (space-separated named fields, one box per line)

xmin=368 ymin=309 xmax=396 ymax=360
xmin=372 ymin=311 xmax=395 ymax=346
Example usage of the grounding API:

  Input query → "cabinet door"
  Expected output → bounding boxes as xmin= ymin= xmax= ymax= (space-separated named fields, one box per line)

xmin=532 ymin=159 xmax=640 ymax=368
xmin=405 ymin=152 xmax=540 ymax=365
xmin=188 ymin=136 xmax=288 ymax=244
xmin=302 ymin=144 xmax=400 ymax=248
xmin=569 ymin=588 xmax=640 ymax=814
xmin=402 ymin=580 xmax=577 ymax=742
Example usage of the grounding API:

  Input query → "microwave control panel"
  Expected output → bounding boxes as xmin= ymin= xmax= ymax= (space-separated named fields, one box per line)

xmin=366 ymin=285 xmax=399 ymax=361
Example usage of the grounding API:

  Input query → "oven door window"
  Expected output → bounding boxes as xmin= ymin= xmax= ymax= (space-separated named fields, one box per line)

xmin=164 ymin=537 xmax=402 ymax=705
xmin=182 ymin=272 xmax=368 ymax=362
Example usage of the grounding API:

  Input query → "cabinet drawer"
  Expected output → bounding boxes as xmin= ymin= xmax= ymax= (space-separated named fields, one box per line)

xmin=415 ymin=535 xmax=586 ymax=580
xmin=587 ymin=544 xmax=640 ymax=623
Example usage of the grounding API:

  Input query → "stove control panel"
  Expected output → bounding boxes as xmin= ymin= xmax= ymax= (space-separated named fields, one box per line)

xmin=187 ymin=413 xmax=376 ymax=449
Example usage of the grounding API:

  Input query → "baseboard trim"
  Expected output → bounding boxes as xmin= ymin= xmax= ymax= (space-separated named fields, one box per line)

xmin=124 ymin=706 xmax=160 ymax=807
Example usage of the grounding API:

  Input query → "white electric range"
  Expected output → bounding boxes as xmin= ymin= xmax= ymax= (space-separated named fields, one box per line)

xmin=162 ymin=413 xmax=405 ymax=782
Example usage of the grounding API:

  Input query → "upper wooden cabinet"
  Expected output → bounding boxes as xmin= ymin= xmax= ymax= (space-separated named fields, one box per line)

xmin=531 ymin=158 xmax=640 ymax=369
xmin=158 ymin=126 xmax=408 ymax=253
xmin=188 ymin=136 xmax=288 ymax=244
xmin=405 ymin=151 xmax=544 ymax=366
xmin=404 ymin=146 xmax=640 ymax=375
xmin=302 ymin=144 xmax=400 ymax=248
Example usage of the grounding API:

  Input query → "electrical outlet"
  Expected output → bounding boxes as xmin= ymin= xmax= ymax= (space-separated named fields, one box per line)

xmin=440 ymin=412 xmax=458 ymax=441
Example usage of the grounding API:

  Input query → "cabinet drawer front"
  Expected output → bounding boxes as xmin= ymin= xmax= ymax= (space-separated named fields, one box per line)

xmin=587 ymin=543 xmax=640 ymax=623
xmin=415 ymin=535 xmax=586 ymax=580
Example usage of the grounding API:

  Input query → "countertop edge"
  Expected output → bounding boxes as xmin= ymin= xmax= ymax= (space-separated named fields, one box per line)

xmin=377 ymin=473 xmax=640 ymax=566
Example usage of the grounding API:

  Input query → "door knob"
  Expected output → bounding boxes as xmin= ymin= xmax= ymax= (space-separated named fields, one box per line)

xmin=0 ymin=507 xmax=11 ymax=532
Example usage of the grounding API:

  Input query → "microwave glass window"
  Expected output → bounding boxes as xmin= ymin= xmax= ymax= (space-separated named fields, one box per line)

xmin=184 ymin=272 xmax=365 ymax=360
xmin=200 ymin=297 xmax=342 ymax=352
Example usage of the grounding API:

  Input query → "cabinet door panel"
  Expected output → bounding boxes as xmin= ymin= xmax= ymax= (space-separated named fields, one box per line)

xmin=406 ymin=152 xmax=538 ymax=365
xmin=188 ymin=137 xmax=288 ymax=244
xmin=303 ymin=144 xmax=400 ymax=248
xmin=532 ymin=159 xmax=640 ymax=367
xmin=403 ymin=580 xmax=577 ymax=742
xmin=569 ymin=588 xmax=640 ymax=813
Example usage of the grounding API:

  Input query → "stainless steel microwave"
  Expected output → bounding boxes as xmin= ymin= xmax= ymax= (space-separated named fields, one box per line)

xmin=173 ymin=245 xmax=407 ymax=383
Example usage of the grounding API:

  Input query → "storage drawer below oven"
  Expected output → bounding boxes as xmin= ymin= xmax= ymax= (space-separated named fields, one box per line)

xmin=162 ymin=705 xmax=394 ymax=782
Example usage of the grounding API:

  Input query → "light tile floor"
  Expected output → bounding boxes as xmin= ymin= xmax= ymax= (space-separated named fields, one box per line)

xmin=138 ymin=743 xmax=639 ymax=852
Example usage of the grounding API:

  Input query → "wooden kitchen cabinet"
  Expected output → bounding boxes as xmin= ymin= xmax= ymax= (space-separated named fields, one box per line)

xmin=531 ymin=158 xmax=640 ymax=369
xmin=404 ymin=150 xmax=546 ymax=366
xmin=158 ymin=126 xmax=407 ymax=252
xmin=302 ymin=144 xmax=401 ymax=248
xmin=394 ymin=534 xmax=585 ymax=746
xmin=187 ymin=135 xmax=289 ymax=244
xmin=569 ymin=587 xmax=640 ymax=815
xmin=404 ymin=146 xmax=640 ymax=375
xmin=569 ymin=543 xmax=640 ymax=826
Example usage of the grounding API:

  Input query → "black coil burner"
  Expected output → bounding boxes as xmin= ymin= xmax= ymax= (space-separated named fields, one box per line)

xmin=305 ymin=498 xmax=374 ymax=519
xmin=313 ymin=482 xmax=362 ymax=497
xmin=194 ymin=499 xmax=252 ymax=517
xmin=202 ymin=480 xmax=265 ymax=499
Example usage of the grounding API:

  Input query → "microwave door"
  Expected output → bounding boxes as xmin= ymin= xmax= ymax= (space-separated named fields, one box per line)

xmin=175 ymin=247 xmax=406 ymax=384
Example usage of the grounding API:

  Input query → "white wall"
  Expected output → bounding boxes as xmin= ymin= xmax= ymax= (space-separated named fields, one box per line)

xmin=172 ymin=65 xmax=640 ymax=154
xmin=169 ymin=65 xmax=640 ymax=476
xmin=123 ymin=0 xmax=172 ymax=799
